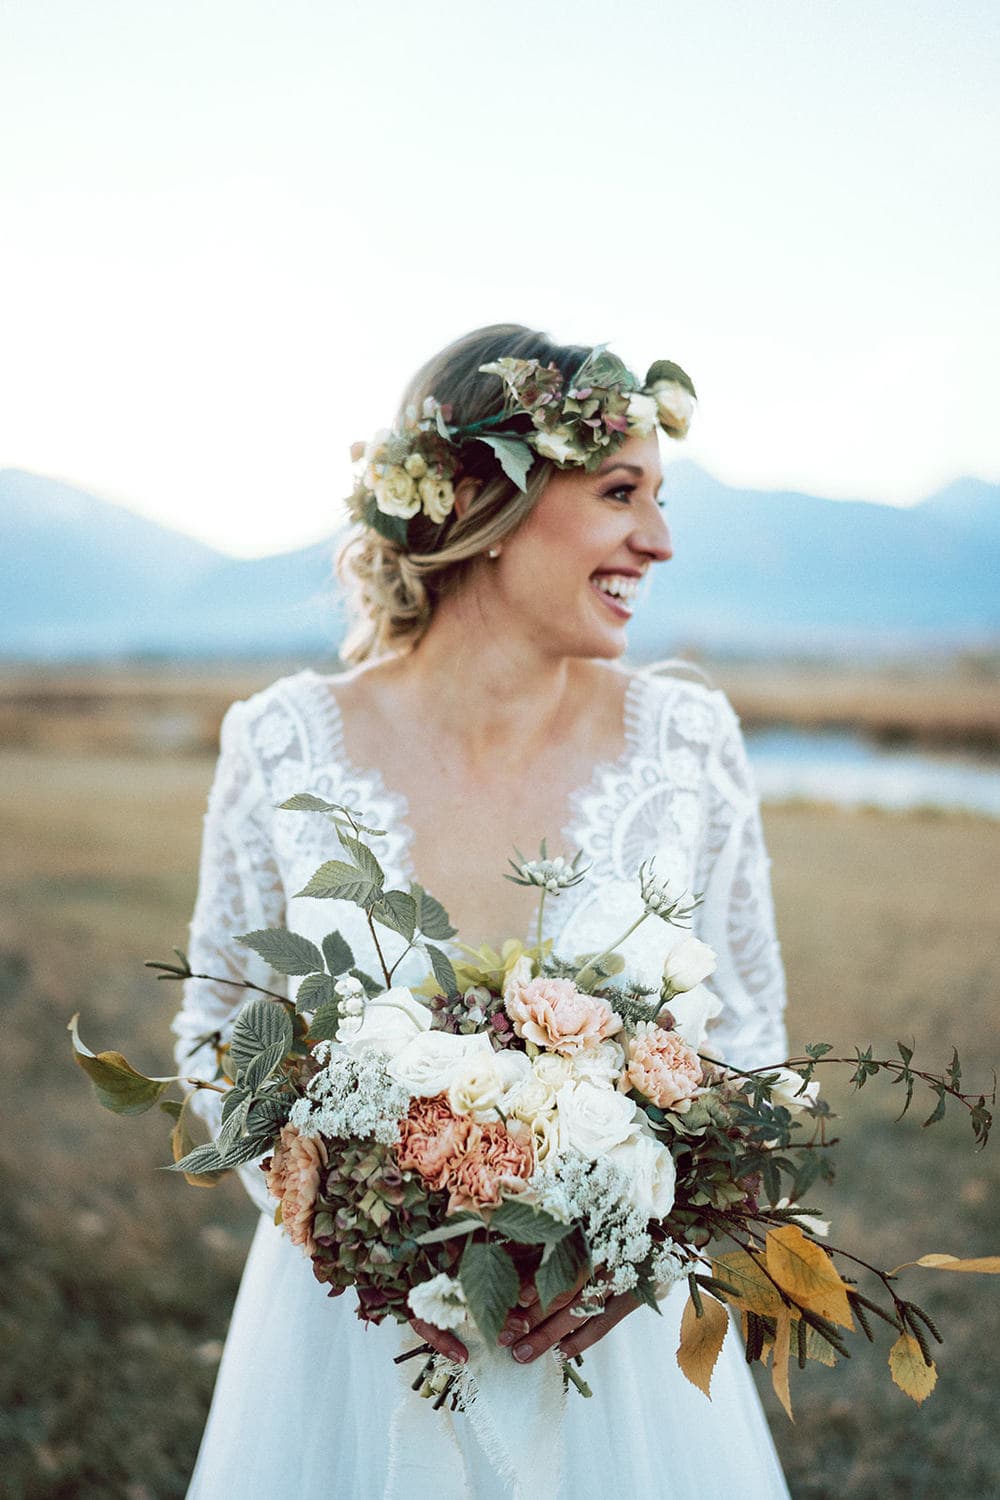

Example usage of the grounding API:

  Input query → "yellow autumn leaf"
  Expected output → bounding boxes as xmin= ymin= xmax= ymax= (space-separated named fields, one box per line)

xmin=712 ymin=1248 xmax=785 ymax=1318
xmin=888 ymin=1333 xmax=938 ymax=1404
xmin=765 ymin=1225 xmax=854 ymax=1331
xmin=888 ymin=1252 xmax=1000 ymax=1276
xmin=771 ymin=1308 xmax=794 ymax=1420
xmin=676 ymin=1292 xmax=730 ymax=1398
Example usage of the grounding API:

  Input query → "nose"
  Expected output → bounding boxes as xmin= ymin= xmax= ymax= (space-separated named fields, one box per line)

xmin=630 ymin=508 xmax=673 ymax=563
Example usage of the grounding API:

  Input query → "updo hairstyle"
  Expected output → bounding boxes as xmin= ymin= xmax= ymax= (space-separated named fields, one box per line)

xmin=336 ymin=323 xmax=594 ymax=663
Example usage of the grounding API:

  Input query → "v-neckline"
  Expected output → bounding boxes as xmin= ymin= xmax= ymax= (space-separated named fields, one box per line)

xmin=301 ymin=667 xmax=649 ymax=951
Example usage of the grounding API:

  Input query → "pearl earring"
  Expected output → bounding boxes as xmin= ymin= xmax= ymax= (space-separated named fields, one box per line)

xmin=487 ymin=547 xmax=501 ymax=559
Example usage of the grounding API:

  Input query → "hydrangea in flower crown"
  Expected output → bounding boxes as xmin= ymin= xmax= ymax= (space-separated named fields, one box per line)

xmin=347 ymin=345 xmax=696 ymax=547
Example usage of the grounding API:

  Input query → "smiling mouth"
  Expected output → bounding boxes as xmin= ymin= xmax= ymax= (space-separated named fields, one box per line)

xmin=590 ymin=573 xmax=641 ymax=619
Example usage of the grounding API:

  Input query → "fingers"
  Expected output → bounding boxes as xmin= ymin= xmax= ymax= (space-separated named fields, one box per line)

xmin=557 ymin=1293 xmax=638 ymax=1360
xmin=409 ymin=1317 xmax=468 ymax=1364
xmin=498 ymin=1267 xmax=589 ymax=1348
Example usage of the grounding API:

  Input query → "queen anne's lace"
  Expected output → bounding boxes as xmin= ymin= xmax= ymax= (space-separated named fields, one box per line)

xmin=171 ymin=663 xmax=788 ymax=1210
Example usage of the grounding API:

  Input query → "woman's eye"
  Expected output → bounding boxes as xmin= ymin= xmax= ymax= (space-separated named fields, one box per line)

xmin=605 ymin=485 xmax=635 ymax=503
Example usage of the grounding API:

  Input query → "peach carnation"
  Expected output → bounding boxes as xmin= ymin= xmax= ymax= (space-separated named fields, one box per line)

xmin=504 ymin=974 xmax=622 ymax=1056
xmin=623 ymin=1021 xmax=704 ymax=1110
xmin=446 ymin=1119 xmax=534 ymax=1215
xmin=264 ymin=1123 xmax=328 ymax=1257
xmin=395 ymin=1093 xmax=474 ymax=1192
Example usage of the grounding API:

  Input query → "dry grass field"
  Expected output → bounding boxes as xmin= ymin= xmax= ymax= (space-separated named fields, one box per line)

xmin=1 ymin=685 xmax=998 ymax=1498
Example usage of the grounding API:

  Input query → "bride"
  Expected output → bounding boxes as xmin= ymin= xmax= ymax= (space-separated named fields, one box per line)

xmin=172 ymin=323 xmax=792 ymax=1497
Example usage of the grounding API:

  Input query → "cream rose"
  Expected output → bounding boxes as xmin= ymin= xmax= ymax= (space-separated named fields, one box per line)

xmin=555 ymin=1079 xmax=641 ymax=1160
xmin=336 ymin=985 xmax=431 ymax=1057
xmin=418 ymin=475 xmax=455 ymax=524
xmin=526 ymin=1110 xmax=560 ymax=1166
xmin=766 ymin=1068 xmax=821 ymax=1115
xmin=662 ymin=936 xmax=717 ymax=993
xmin=389 ymin=1029 xmax=495 ymax=1097
xmin=650 ymin=379 xmax=696 ymax=438
xmin=567 ymin=1039 xmax=626 ymax=1089
xmin=447 ymin=1048 xmax=531 ymax=1122
xmin=533 ymin=427 xmax=580 ymax=464
xmin=625 ymin=390 xmax=658 ymax=437
xmin=607 ymin=1131 xmax=677 ymax=1219
xmin=507 ymin=1075 xmax=559 ymax=1124
xmin=531 ymin=1052 xmax=575 ymax=1090
xmin=375 ymin=464 xmax=420 ymax=518
xmin=666 ymin=983 xmax=723 ymax=1049
xmin=404 ymin=452 xmax=428 ymax=479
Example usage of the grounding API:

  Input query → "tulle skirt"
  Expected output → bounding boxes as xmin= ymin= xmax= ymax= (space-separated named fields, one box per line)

xmin=186 ymin=1214 xmax=790 ymax=1499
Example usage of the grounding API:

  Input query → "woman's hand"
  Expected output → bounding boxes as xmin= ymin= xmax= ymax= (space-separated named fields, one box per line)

xmin=496 ymin=1272 xmax=640 ymax=1364
xmin=408 ymin=1317 xmax=469 ymax=1365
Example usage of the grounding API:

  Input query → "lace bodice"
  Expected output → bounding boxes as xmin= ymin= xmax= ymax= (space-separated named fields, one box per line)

xmin=171 ymin=666 xmax=788 ymax=1205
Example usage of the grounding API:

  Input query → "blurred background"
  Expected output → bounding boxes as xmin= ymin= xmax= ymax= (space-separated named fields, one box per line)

xmin=1 ymin=2 xmax=998 ymax=1496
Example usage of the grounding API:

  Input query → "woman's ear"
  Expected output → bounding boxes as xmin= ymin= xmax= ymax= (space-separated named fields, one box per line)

xmin=453 ymin=476 xmax=483 ymax=521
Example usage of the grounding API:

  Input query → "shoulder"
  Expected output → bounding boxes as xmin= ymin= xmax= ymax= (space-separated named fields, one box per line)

xmin=216 ymin=668 xmax=332 ymax=761
xmin=627 ymin=659 xmax=741 ymax=747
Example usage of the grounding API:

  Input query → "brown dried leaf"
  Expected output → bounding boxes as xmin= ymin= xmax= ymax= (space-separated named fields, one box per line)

xmin=676 ymin=1292 xmax=730 ymax=1399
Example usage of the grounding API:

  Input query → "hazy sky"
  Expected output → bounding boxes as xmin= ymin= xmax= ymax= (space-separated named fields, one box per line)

xmin=2 ymin=0 xmax=998 ymax=556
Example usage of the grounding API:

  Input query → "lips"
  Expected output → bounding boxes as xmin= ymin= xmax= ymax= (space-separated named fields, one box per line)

xmin=589 ymin=572 xmax=642 ymax=619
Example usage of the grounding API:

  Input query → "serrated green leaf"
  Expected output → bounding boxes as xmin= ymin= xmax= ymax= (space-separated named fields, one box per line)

xmin=424 ymin=942 xmax=457 ymax=997
xmin=410 ymin=883 xmax=457 ymax=941
xmin=216 ymin=1133 xmax=274 ymax=1169
xmin=296 ymin=860 xmax=376 ymax=905
xmin=168 ymin=1142 xmax=227 ymax=1176
xmin=279 ymin=793 xmax=346 ymax=814
xmin=322 ymin=931 xmax=354 ymax=976
xmin=459 ymin=1239 xmax=520 ymax=1344
xmin=372 ymin=890 xmax=417 ymax=942
xmin=306 ymin=1003 xmax=342 ymax=1041
xmin=220 ymin=1083 xmax=250 ymax=1123
xmin=295 ymin=972 xmax=339 ymax=1013
xmin=228 ymin=999 xmax=293 ymax=1075
xmin=474 ymin=434 xmax=535 ymax=492
xmin=336 ymin=831 xmax=385 ymax=893
xmin=536 ymin=1228 xmax=589 ymax=1314
xmin=236 ymin=928 xmax=323 ymax=976
xmin=351 ymin=968 xmax=383 ymax=999
xmin=241 ymin=1041 xmax=287 ymax=1091
xmin=489 ymin=1201 xmax=573 ymax=1247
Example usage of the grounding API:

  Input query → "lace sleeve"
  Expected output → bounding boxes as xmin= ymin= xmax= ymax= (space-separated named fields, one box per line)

xmin=695 ymin=695 xmax=788 ymax=1072
xmin=170 ymin=699 xmax=286 ymax=1213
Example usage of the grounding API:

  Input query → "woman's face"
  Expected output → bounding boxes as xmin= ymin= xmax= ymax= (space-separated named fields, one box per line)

xmin=485 ymin=432 xmax=672 ymax=661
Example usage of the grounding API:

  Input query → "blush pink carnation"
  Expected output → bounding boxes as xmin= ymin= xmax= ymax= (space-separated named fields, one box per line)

xmin=395 ymin=1093 xmax=474 ymax=1192
xmin=446 ymin=1119 xmax=534 ymax=1215
xmin=623 ymin=1021 xmax=704 ymax=1110
xmin=504 ymin=974 xmax=622 ymax=1056
xmin=264 ymin=1123 xmax=328 ymax=1257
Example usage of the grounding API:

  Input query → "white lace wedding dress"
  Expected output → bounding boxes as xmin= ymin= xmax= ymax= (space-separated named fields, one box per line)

xmin=172 ymin=666 xmax=792 ymax=1499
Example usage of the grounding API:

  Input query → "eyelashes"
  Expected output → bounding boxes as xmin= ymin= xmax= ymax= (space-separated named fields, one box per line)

xmin=603 ymin=484 xmax=668 ymax=511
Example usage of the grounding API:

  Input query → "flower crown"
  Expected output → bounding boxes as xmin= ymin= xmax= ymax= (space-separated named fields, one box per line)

xmin=347 ymin=346 xmax=696 ymax=547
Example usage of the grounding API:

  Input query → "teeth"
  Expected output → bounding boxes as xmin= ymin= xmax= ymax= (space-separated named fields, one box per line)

xmin=593 ymin=574 xmax=640 ymax=603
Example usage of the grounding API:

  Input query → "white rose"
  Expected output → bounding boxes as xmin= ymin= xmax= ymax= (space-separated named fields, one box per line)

xmin=567 ymin=1039 xmax=626 ymax=1089
xmin=389 ymin=1028 xmax=495 ymax=1097
xmin=507 ymin=1075 xmax=558 ymax=1123
xmin=766 ymin=1068 xmax=821 ymax=1115
xmin=527 ymin=1110 xmax=560 ymax=1166
xmin=555 ymin=1079 xmax=641 ymax=1160
xmin=407 ymin=1272 xmax=468 ymax=1331
xmin=650 ymin=380 xmax=695 ymax=438
xmin=418 ymin=475 xmax=455 ymax=524
xmin=625 ymin=390 xmax=658 ymax=437
xmin=337 ymin=986 xmax=432 ymax=1057
xmin=665 ymin=983 xmax=723 ymax=1049
xmin=375 ymin=464 xmax=420 ymax=518
xmin=533 ymin=427 xmax=580 ymax=465
xmin=403 ymin=452 xmax=428 ymax=479
xmin=662 ymin=936 xmax=717 ymax=993
xmin=531 ymin=1052 xmax=575 ymax=1089
xmin=607 ymin=1132 xmax=677 ymax=1220
xmin=447 ymin=1048 xmax=531 ymax=1121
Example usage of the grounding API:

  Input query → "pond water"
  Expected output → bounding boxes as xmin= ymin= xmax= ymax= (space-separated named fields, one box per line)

xmin=745 ymin=727 xmax=1000 ymax=819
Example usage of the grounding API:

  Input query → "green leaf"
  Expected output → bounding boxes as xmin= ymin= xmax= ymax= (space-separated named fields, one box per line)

xmin=279 ymin=792 xmax=348 ymax=814
xmin=459 ymin=1239 xmax=520 ymax=1344
xmin=411 ymin=883 xmax=457 ymax=941
xmin=362 ymin=495 xmax=410 ymax=547
xmin=415 ymin=1216 xmax=483 ymax=1246
xmin=632 ymin=1262 xmax=662 ymax=1314
xmin=923 ymin=1086 xmax=947 ymax=1128
xmin=295 ymin=860 xmax=376 ymax=905
xmin=489 ymin=1201 xmax=574 ymax=1247
xmin=322 ymin=931 xmax=355 ymax=976
xmin=236 ymin=928 xmax=323 ymax=976
xmin=241 ymin=1043 xmax=287 ymax=1091
xmin=306 ymin=1003 xmax=342 ymax=1041
xmin=571 ymin=347 xmax=633 ymax=391
xmin=351 ymin=967 xmax=383 ymax=999
xmin=337 ymin=831 xmax=386 ymax=893
xmin=228 ymin=999 xmax=293 ymax=1075
xmin=295 ymin=972 xmax=339 ymax=1013
xmin=897 ymin=1041 xmax=914 ymax=1066
xmin=372 ymin=890 xmax=417 ymax=942
xmin=216 ymin=1133 xmax=274 ymax=1169
xmin=643 ymin=358 xmax=697 ymax=399
xmin=474 ymin=434 xmax=535 ymax=492
xmin=424 ymin=942 xmax=458 ymax=997
xmin=168 ymin=1142 xmax=227 ymax=1176
xmin=536 ymin=1228 xmax=590 ymax=1314
xmin=159 ymin=1099 xmax=183 ymax=1120
xmin=68 ymin=1014 xmax=175 ymax=1116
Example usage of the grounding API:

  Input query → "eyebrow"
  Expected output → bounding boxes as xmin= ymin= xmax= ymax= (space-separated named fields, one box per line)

xmin=598 ymin=460 xmax=666 ymax=488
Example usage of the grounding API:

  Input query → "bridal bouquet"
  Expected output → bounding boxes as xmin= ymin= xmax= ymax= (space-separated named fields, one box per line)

xmin=71 ymin=797 xmax=997 ymax=1417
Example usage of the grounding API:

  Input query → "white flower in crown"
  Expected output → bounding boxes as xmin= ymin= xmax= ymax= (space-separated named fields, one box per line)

xmin=408 ymin=1272 xmax=468 ymax=1331
xmin=533 ymin=427 xmax=581 ymax=464
xmin=625 ymin=390 xmax=658 ymax=437
xmin=375 ymin=464 xmax=421 ymax=518
xmin=419 ymin=475 xmax=455 ymax=524
xmin=649 ymin=379 xmax=696 ymax=438
xmin=404 ymin=452 xmax=428 ymax=479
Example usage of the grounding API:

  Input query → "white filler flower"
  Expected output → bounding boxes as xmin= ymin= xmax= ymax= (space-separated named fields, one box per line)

xmin=408 ymin=1273 xmax=468 ymax=1331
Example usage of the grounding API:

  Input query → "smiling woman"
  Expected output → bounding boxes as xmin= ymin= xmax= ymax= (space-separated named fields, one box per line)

xmin=172 ymin=324 xmax=792 ymax=1498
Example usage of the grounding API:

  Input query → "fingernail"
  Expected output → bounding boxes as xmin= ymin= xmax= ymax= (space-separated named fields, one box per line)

xmin=497 ymin=1331 xmax=514 ymax=1347
xmin=513 ymin=1342 xmax=533 ymax=1362
xmin=518 ymin=1289 xmax=538 ymax=1307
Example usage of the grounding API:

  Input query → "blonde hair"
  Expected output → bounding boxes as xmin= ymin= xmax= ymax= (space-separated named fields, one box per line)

xmin=336 ymin=323 xmax=593 ymax=663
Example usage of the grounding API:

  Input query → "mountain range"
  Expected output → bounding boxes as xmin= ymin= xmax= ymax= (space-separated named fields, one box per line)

xmin=2 ymin=464 xmax=997 ymax=660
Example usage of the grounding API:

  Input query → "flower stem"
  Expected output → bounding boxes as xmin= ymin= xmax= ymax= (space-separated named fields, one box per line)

xmin=575 ymin=912 xmax=649 ymax=986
